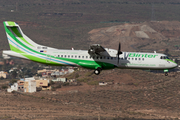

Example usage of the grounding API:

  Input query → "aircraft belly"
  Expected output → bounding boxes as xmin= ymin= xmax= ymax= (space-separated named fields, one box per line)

xmin=119 ymin=61 xmax=160 ymax=69
xmin=78 ymin=61 xmax=99 ymax=69
xmin=78 ymin=61 xmax=115 ymax=70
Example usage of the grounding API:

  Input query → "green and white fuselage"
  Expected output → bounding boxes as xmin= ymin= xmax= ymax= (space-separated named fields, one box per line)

xmin=2 ymin=21 xmax=177 ymax=75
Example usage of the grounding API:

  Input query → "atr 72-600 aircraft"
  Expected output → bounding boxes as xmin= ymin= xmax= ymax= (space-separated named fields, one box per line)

xmin=2 ymin=21 xmax=177 ymax=76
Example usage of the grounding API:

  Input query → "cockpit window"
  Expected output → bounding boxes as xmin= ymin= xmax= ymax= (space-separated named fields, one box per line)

xmin=160 ymin=56 xmax=169 ymax=59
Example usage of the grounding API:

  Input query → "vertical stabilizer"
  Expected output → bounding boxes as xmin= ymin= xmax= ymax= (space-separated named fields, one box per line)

xmin=3 ymin=21 xmax=41 ymax=52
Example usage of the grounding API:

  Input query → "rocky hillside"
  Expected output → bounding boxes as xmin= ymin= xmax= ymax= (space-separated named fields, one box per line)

xmin=89 ymin=21 xmax=180 ymax=52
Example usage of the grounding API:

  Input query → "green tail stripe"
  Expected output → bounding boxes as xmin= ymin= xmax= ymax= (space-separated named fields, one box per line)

xmin=4 ymin=24 xmax=46 ymax=56
xmin=10 ymin=27 xmax=34 ymax=47
xmin=10 ymin=44 xmax=60 ymax=65
xmin=7 ymin=21 xmax=15 ymax=26
xmin=9 ymin=44 xmax=23 ymax=53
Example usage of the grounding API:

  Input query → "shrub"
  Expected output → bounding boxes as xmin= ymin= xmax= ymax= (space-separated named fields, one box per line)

xmin=51 ymin=86 xmax=56 ymax=91
xmin=85 ymin=72 xmax=93 ymax=76
xmin=50 ymin=80 xmax=55 ymax=85
xmin=87 ymin=81 xmax=99 ymax=85
xmin=77 ymin=77 xmax=91 ymax=83
xmin=2 ymin=85 xmax=8 ymax=89
xmin=10 ymin=79 xmax=17 ymax=84
xmin=56 ymin=84 xmax=62 ymax=88
xmin=63 ymin=82 xmax=69 ymax=86
xmin=41 ymin=97 xmax=45 ymax=99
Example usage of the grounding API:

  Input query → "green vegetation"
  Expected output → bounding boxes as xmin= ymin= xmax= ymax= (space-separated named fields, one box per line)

xmin=2 ymin=85 xmax=8 ymax=89
xmin=85 ymin=72 xmax=93 ymax=77
xmin=87 ymin=81 xmax=99 ymax=85
xmin=41 ymin=97 xmax=45 ymax=99
xmin=9 ymin=79 xmax=18 ymax=84
xmin=62 ymin=82 xmax=69 ymax=86
xmin=50 ymin=81 xmax=55 ymax=85
xmin=66 ymin=72 xmax=79 ymax=79
xmin=77 ymin=77 xmax=92 ymax=83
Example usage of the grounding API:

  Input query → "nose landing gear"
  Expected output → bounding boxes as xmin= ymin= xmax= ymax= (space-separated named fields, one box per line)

xmin=164 ymin=69 xmax=168 ymax=76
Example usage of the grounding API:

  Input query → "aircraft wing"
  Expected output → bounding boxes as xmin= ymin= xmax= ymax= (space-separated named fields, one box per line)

xmin=88 ymin=44 xmax=107 ymax=56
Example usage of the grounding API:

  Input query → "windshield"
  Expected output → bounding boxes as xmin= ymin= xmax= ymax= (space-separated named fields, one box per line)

xmin=160 ymin=56 xmax=169 ymax=59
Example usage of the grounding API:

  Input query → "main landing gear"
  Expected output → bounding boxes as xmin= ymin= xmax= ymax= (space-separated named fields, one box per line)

xmin=94 ymin=67 xmax=102 ymax=75
xmin=165 ymin=72 xmax=168 ymax=76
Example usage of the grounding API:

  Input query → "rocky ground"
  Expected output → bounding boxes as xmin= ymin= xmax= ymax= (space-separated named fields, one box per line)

xmin=89 ymin=21 xmax=180 ymax=52
xmin=1 ymin=69 xmax=180 ymax=119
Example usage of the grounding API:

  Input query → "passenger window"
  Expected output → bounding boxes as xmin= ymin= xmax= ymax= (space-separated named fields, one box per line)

xmin=104 ymin=56 xmax=106 ymax=59
xmin=58 ymin=55 xmax=60 ymax=57
xmin=135 ymin=58 xmax=137 ymax=60
xmin=132 ymin=58 xmax=134 ymax=60
xmin=128 ymin=58 xmax=130 ymax=60
xmin=100 ymin=57 xmax=102 ymax=59
xmin=79 ymin=56 xmax=81 ymax=58
xmin=111 ymin=57 xmax=113 ymax=60
xmin=68 ymin=55 xmax=70 ymax=58
xmin=97 ymin=57 xmax=99 ymax=59
xmin=142 ymin=58 xmax=144 ymax=61
xmin=71 ymin=55 xmax=73 ymax=58
xmin=64 ymin=55 xmax=66 ymax=58
xmin=107 ymin=57 xmax=109 ymax=59
xmin=139 ymin=58 xmax=141 ymax=60
xmin=61 ymin=55 xmax=63 ymax=57
xmin=86 ymin=56 xmax=88 ymax=59
xmin=82 ymin=56 xmax=84 ymax=58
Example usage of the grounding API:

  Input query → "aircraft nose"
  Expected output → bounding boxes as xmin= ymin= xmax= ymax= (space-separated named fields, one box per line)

xmin=173 ymin=62 xmax=178 ymax=68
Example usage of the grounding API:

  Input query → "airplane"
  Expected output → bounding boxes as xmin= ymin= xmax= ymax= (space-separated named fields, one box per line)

xmin=2 ymin=21 xmax=178 ymax=76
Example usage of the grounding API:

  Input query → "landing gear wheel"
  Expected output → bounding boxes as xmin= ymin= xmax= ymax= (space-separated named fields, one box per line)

xmin=165 ymin=72 xmax=168 ymax=76
xmin=94 ymin=67 xmax=102 ymax=75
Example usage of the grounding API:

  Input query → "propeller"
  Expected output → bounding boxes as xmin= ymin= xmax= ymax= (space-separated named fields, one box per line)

xmin=117 ymin=42 xmax=122 ymax=64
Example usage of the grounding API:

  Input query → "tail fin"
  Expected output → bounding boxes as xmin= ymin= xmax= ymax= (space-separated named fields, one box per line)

xmin=3 ymin=21 xmax=40 ymax=52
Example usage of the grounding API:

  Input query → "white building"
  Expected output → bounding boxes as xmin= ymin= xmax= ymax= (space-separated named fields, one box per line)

xmin=52 ymin=78 xmax=67 ymax=82
xmin=24 ymin=80 xmax=36 ymax=93
xmin=24 ymin=77 xmax=36 ymax=93
xmin=7 ymin=83 xmax=18 ymax=92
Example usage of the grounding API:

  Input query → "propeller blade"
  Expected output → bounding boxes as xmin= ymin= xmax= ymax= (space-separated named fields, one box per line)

xmin=118 ymin=42 xmax=121 ymax=53
xmin=117 ymin=42 xmax=122 ymax=64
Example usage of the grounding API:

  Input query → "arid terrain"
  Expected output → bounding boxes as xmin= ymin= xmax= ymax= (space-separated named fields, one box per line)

xmin=89 ymin=21 xmax=180 ymax=52
xmin=1 ymin=69 xmax=180 ymax=119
